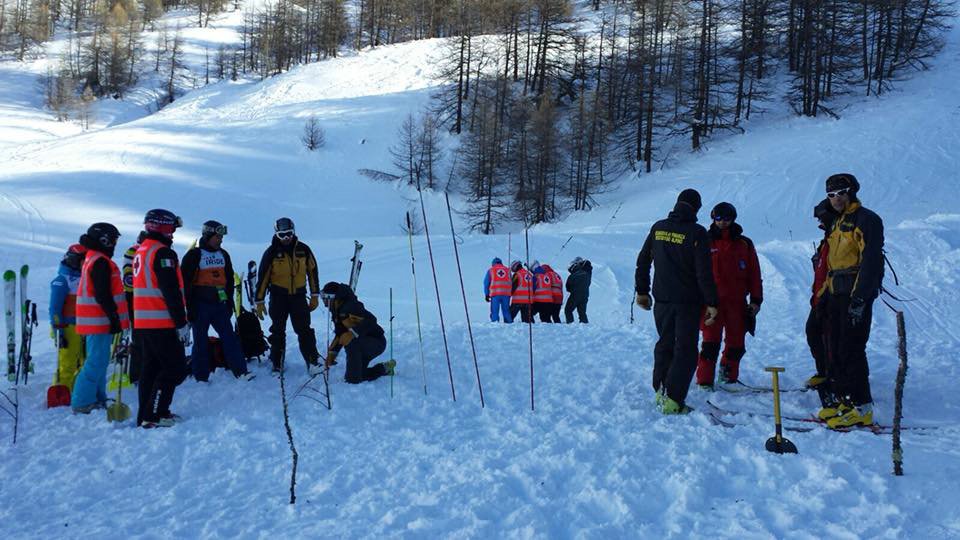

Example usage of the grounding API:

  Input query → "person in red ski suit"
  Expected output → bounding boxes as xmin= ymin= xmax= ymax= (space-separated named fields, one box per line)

xmin=696 ymin=202 xmax=763 ymax=387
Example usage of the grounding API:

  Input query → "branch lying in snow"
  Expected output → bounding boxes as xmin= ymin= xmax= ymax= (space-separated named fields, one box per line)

xmin=278 ymin=354 xmax=299 ymax=504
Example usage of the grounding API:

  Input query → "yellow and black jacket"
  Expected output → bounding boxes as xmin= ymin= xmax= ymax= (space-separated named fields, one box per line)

xmin=255 ymin=235 xmax=319 ymax=301
xmin=325 ymin=282 xmax=384 ymax=355
xmin=825 ymin=201 xmax=884 ymax=300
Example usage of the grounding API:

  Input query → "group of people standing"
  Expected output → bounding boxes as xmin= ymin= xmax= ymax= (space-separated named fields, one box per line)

xmin=49 ymin=213 xmax=393 ymax=429
xmin=483 ymin=257 xmax=592 ymax=324
xmin=634 ymin=174 xmax=884 ymax=429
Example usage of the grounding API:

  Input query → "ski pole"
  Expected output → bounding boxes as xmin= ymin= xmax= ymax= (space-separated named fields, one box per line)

xmin=406 ymin=212 xmax=428 ymax=395
xmin=445 ymin=192 xmax=484 ymax=408
xmin=525 ymin=227 xmax=534 ymax=411
xmin=389 ymin=287 xmax=395 ymax=399
xmin=417 ymin=183 xmax=456 ymax=402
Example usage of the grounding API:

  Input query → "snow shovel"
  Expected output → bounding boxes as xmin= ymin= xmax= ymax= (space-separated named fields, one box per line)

xmin=106 ymin=335 xmax=131 ymax=423
xmin=46 ymin=329 xmax=72 ymax=408
xmin=764 ymin=366 xmax=797 ymax=454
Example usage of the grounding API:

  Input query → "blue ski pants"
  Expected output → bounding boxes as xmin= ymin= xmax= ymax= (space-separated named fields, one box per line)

xmin=191 ymin=302 xmax=247 ymax=381
xmin=71 ymin=333 xmax=112 ymax=410
xmin=490 ymin=295 xmax=512 ymax=323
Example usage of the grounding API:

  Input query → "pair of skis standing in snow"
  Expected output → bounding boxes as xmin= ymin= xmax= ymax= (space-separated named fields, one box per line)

xmin=634 ymin=174 xmax=885 ymax=430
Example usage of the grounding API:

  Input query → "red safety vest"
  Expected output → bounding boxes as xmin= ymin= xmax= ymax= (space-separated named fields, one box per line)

xmin=488 ymin=264 xmax=512 ymax=297
xmin=544 ymin=266 xmax=563 ymax=304
xmin=511 ymin=268 xmax=534 ymax=304
xmin=76 ymin=251 xmax=130 ymax=335
xmin=533 ymin=272 xmax=554 ymax=303
xmin=133 ymin=238 xmax=185 ymax=329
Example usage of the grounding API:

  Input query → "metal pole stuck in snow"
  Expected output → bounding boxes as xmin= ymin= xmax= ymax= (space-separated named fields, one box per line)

xmin=445 ymin=192 xmax=484 ymax=408
xmin=525 ymin=227 xmax=534 ymax=412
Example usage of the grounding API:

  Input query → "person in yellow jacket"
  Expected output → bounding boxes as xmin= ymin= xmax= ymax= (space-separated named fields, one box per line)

xmin=48 ymin=243 xmax=86 ymax=391
xmin=254 ymin=218 xmax=321 ymax=373
xmin=817 ymin=173 xmax=884 ymax=429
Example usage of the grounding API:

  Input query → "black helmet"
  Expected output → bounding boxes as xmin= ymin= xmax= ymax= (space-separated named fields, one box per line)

xmin=62 ymin=243 xmax=87 ymax=270
xmin=710 ymin=202 xmax=737 ymax=222
xmin=825 ymin=173 xmax=860 ymax=196
xmin=87 ymin=222 xmax=121 ymax=248
xmin=144 ymin=209 xmax=182 ymax=235
xmin=202 ymin=220 xmax=227 ymax=237
xmin=275 ymin=217 xmax=295 ymax=233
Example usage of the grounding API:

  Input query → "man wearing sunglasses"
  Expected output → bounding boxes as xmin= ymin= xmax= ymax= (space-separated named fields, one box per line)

xmin=254 ymin=217 xmax=322 ymax=373
xmin=695 ymin=202 xmax=763 ymax=390
xmin=181 ymin=220 xmax=253 ymax=382
xmin=818 ymin=173 xmax=884 ymax=429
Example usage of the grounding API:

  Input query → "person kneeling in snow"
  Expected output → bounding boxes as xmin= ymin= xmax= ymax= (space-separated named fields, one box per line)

xmin=320 ymin=282 xmax=395 ymax=383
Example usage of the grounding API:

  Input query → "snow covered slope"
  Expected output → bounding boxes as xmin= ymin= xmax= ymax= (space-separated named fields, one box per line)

xmin=0 ymin=8 xmax=959 ymax=538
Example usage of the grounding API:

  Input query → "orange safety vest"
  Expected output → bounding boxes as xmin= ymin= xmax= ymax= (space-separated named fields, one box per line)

xmin=193 ymin=249 xmax=228 ymax=288
xmin=76 ymin=251 xmax=130 ymax=335
xmin=488 ymin=264 xmax=512 ymax=297
xmin=533 ymin=272 xmax=554 ymax=303
xmin=63 ymin=273 xmax=80 ymax=319
xmin=547 ymin=268 xmax=563 ymax=304
xmin=133 ymin=238 xmax=185 ymax=329
xmin=511 ymin=268 xmax=534 ymax=304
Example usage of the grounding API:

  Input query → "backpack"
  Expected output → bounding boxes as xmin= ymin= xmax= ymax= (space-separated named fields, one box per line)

xmin=236 ymin=307 xmax=268 ymax=361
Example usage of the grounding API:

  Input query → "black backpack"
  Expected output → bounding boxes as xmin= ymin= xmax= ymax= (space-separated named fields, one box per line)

xmin=236 ymin=307 xmax=268 ymax=361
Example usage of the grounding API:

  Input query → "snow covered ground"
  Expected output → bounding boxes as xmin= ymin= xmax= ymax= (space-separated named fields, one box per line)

xmin=1 ymin=5 xmax=959 ymax=538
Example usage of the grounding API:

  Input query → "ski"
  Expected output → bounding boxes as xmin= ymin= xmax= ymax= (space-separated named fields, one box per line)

xmin=245 ymin=260 xmax=257 ymax=309
xmin=4 ymin=270 xmax=15 ymax=382
xmin=704 ymin=402 xmax=814 ymax=433
xmin=717 ymin=380 xmax=808 ymax=395
xmin=18 ymin=265 xmax=35 ymax=383
xmin=348 ymin=240 xmax=363 ymax=292
xmin=706 ymin=400 xmax=936 ymax=435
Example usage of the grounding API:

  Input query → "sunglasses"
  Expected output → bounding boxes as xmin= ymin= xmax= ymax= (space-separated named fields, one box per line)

xmin=827 ymin=188 xmax=849 ymax=199
xmin=276 ymin=230 xmax=294 ymax=239
xmin=203 ymin=224 xmax=228 ymax=236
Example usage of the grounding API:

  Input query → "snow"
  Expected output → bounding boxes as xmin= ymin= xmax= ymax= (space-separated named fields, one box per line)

xmin=1 ymin=4 xmax=960 ymax=538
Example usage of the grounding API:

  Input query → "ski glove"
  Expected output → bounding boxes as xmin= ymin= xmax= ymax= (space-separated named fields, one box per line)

xmin=308 ymin=295 xmax=320 ymax=312
xmin=635 ymin=293 xmax=652 ymax=311
xmin=255 ymin=302 xmax=266 ymax=320
xmin=108 ymin=312 xmax=122 ymax=334
xmin=485 ymin=295 xmax=491 ymax=302
xmin=177 ymin=324 xmax=192 ymax=347
xmin=748 ymin=303 xmax=761 ymax=316
xmin=848 ymin=296 xmax=867 ymax=327
xmin=704 ymin=306 xmax=719 ymax=326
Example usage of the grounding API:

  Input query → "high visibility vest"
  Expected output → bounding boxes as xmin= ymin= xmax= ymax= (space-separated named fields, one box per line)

xmin=63 ymin=273 xmax=81 ymax=319
xmin=133 ymin=238 xmax=185 ymax=329
xmin=488 ymin=264 xmax=512 ymax=297
xmin=76 ymin=251 xmax=130 ymax=335
xmin=511 ymin=269 xmax=534 ymax=304
xmin=193 ymin=249 xmax=228 ymax=288
xmin=548 ymin=269 xmax=563 ymax=304
xmin=533 ymin=272 xmax=554 ymax=303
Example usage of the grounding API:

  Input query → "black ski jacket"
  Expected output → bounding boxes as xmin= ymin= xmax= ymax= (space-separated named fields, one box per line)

xmin=635 ymin=203 xmax=718 ymax=306
xmin=181 ymin=237 xmax=236 ymax=309
xmin=326 ymin=283 xmax=384 ymax=355
xmin=565 ymin=260 xmax=592 ymax=302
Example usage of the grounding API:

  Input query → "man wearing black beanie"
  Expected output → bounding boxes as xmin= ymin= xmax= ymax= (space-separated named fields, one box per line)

xmin=635 ymin=188 xmax=719 ymax=414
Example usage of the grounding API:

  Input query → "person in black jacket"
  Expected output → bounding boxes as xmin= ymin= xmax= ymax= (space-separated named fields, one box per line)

xmin=564 ymin=257 xmax=592 ymax=323
xmin=181 ymin=220 xmax=252 ymax=382
xmin=321 ymin=282 xmax=394 ymax=383
xmin=818 ymin=173 xmax=884 ymax=429
xmin=135 ymin=209 xmax=191 ymax=429
xmin=635 ymin=189 xmax=719 ymax=414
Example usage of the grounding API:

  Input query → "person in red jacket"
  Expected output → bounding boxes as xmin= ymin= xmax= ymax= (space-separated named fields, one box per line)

xmin=806 ymin=199 xmax=837 ymax=407
xmin=509 ymin=261 xmax=535 ymax=323
xmin=696 ymin=202 xmax=763 ymax=388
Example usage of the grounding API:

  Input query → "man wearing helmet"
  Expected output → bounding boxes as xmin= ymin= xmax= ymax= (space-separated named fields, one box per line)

xmin=181 ymin=220 xmax=253 ymax=382
xmin=73 ymin=223 xmax=130 ymax=413
xmin=134 ymin=209 xmax=191 ymax=428
xmin=48 ymin=243 xmax=87 ymax=392
xmin=695 ymin=202 xmax=763 ymax=390
xmin=254 ymin=218 xmax=322 ymax=373
xmin=817 ymin=173 xmax=884 ymax=429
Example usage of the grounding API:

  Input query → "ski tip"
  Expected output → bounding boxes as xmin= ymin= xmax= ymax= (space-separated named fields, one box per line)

xmin=3 ymin=270 xmax=14 ymax=280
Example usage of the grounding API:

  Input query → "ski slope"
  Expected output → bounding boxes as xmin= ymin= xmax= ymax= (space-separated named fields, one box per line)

xmin=1 ymin=6 xmax=959 ymax=538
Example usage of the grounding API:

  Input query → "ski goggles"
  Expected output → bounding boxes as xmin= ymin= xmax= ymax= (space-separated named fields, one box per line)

xmin=276 ymin=230 xmax=294 ymax=240
xmin=826 ymin=188 xmax=849 ymax=199
xmin=713 ymin=215 xmax=734 ymax=222
xmin=202 ymin=224 xmax=228 ymax=236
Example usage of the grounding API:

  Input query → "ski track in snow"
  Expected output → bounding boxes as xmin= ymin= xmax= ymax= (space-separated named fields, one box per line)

xmin=1 ymin=5 xmax=960 ymax=538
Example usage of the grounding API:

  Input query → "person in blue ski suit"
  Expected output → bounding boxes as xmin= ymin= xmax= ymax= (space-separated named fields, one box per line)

xmin=49 ymin=244 xmax=86 ymax=390
xmin=483 ymin=257 xmax=513 ymax=323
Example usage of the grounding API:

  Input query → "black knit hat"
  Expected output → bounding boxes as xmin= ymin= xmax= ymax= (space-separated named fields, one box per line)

xmin=677 ymin=189 xmax=702 ymax=211
xmin=825 ymin=173 xmax=860 ymax=194
xmin=710 ymin=202 xmax=737 ymax=222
